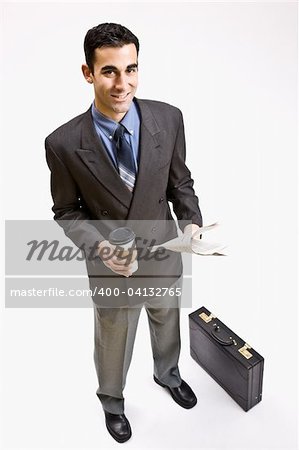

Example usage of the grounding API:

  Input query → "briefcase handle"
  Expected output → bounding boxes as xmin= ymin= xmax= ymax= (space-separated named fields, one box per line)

xmin=211 ymin=324 xmax=236 ymax=346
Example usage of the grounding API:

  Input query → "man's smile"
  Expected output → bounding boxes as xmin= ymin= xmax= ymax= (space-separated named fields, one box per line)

xmin=111 ymin=93 xmax=130 ymax=100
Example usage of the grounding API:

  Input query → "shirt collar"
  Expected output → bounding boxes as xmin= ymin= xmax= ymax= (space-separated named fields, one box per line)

xmin=91 ymin=100 xmax=137 ymax=140
xmin=120 ymin=101 xmax=137 ymax=136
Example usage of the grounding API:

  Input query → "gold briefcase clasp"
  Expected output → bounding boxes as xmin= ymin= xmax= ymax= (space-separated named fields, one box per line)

xmin=199 ymin=311 xmax=216 ymax=323
xmin=238 ymin=343 xmax=253 ymax=359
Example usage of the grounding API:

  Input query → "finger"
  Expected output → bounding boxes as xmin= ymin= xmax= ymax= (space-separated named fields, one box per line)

xmin=113 ymin=254 xmax=137 ymax=266
xmin=103 ymin=262 xmax=131 ymax=277
xmin=112 ymin=257 xmax=130 ymax=266
xmin=111 ymin=267 xmax=132 ymax=277
xmin=110 ymin=261 xmax=133 ymax=273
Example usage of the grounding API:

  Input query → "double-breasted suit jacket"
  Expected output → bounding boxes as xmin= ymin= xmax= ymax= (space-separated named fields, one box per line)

xmin=45 ymin=98 xmax=202 ymax=306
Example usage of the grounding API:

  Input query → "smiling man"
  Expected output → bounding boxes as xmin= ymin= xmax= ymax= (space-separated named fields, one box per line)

xmin=45 ymin=23 xmax=202 ymax=443
xmin=82 ymin=43 xmax=138 ymax=120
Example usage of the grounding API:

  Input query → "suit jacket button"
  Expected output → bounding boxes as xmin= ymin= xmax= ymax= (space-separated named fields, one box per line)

xmin=101 ymin=210 xmax=109 ymax=216
xmin=151 ymin=227 xmax=157 ymax=232
xmin=159 ymin=197 xmax=164 ymax=203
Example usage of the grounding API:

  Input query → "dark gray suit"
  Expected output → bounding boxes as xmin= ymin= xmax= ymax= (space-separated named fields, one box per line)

xmin=45 ymin=98 xmax=202 ymax=413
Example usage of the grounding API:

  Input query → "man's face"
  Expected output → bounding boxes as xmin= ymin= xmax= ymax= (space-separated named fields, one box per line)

xmin=82 ymin=43 xmax=138 ymax=121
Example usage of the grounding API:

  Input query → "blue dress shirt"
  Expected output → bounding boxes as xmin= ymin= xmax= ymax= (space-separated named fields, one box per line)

xmin=91 ymin=100 xmax=140 ymax=172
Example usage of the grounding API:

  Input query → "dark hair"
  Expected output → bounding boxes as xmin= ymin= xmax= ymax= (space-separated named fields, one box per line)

xmin=84 ymin=23 xmax=139 ymax=73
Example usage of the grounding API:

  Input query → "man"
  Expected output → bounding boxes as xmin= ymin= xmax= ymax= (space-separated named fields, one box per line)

xmin=45 ymin=23 xmax=202 ymax=443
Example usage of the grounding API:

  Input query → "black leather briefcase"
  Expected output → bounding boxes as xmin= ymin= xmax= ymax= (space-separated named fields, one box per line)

xmin=189 ymin=306 xmax=264 ymax=411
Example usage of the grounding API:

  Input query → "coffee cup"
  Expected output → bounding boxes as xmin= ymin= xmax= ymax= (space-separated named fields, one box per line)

xmin=108 ymin=227 xmax=138 ymax=273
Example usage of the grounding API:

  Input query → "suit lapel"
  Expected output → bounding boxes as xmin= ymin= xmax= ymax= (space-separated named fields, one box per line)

xmin=76 ymin=107 xmax=133 ymax=208
xmin=127 ymin=99 xmax=163 ymax=219
xmin=76 ymin=100 xmax=163 ymax=216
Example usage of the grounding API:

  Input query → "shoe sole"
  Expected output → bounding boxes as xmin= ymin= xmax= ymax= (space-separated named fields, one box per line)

xmin=154 ymin=376 xmax=197 ymax=409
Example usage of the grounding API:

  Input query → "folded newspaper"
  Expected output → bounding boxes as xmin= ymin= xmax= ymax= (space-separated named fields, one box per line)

xmin=149 ymin=222 xmax=226 ymax=255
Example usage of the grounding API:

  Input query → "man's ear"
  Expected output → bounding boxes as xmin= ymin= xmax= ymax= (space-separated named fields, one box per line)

xmin=81 ymin=64 xmax=93 ymax=84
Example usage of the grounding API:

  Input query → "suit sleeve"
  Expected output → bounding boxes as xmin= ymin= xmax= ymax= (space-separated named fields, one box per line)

xmin=166 ymin=110 xmax=203 ymax=231
xmin=45 ymin=137 xmax=105 ymax=256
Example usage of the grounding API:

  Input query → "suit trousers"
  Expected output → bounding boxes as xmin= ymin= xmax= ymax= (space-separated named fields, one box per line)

xmin=92 ymin=279 xmax=183 ymax=414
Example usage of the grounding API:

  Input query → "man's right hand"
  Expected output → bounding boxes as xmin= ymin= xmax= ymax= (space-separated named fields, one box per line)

xmin=97 ymin=240 xmax=137 ymax=277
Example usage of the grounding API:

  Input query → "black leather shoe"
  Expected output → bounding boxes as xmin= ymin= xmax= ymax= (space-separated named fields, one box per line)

xmin=154 ymin=375 xmax=197 ymax=409
xmin=104 ymin=411 xmax=132 ymax=443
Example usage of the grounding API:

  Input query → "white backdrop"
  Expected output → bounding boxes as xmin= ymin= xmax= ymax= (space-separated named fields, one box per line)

xmin=1 ymin=1 xmax=298 ymax=449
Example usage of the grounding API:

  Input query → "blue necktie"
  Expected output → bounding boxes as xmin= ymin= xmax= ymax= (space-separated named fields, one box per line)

xmin=113 ymin=124 xmax=136 ymax=192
